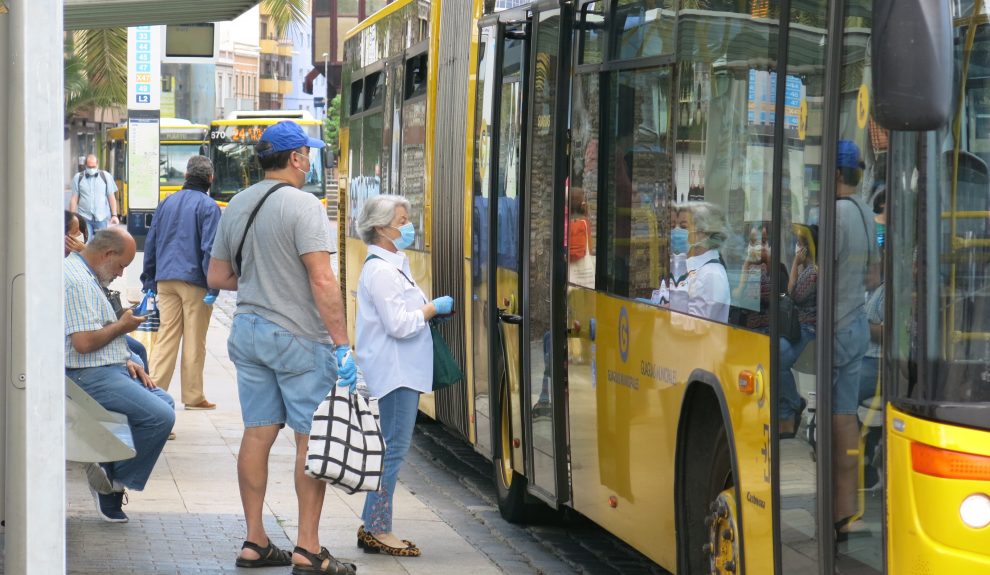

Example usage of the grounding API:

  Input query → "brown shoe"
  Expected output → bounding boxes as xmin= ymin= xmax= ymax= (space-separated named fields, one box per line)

xmin=167 ymin=432 xmax=176 ymax=440
xmin=185 ymin=400 xmax=216 ymax=410
xmin=357 ymin=525 xmax=421 ymax=557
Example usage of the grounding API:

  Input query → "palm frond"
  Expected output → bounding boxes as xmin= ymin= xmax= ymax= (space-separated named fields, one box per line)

xmin=76 ymin=28 xmax=128 ymax=109
xmin=262 ymin=0 xmax=307 ymax=40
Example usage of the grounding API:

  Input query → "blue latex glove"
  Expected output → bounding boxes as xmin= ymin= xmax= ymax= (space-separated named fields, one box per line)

xmin=146 ymin=290 xmax=156 ymax=298
xmin=432 ymin=295 xmax=454 ymax=315
xmin=335 ymin=345 xmax=357 ymax=392
xmin=203 ymin=293 xmax=217 ymax=306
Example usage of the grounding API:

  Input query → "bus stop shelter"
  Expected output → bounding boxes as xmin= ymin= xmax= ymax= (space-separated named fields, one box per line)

xmin=0 ymin=1 xmax=257 ymax=572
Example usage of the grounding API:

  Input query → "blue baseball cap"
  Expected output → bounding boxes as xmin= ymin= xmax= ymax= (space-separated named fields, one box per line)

xmin=837 ymin=139 xmax=863 ymax=170
xmin=258 ymin=121 xmax=325 ymax=158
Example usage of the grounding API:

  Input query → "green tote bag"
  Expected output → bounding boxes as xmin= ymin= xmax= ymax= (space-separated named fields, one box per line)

xmin=430 ymin=320 xmax=463 ymax=390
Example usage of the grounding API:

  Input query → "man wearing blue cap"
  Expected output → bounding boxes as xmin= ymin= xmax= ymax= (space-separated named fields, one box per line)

xmin=831 ymin=139 xmax=879 ymax=542
xmin=208 ymin=121 xmax=357 ymax=574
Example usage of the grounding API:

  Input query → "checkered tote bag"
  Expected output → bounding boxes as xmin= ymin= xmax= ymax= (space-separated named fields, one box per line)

xmin=305 ymin=376 xmax=385 ymax=494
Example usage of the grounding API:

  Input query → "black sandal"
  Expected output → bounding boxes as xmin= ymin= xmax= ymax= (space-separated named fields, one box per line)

xmin=235 ymin=539 xmax=292 ymax=568
xmin=292 ymin=545 xmax=357 ymax=575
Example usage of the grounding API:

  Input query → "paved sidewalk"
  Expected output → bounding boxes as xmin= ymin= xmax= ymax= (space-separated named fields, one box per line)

xmin=65 ymin=300 xmax=503 ymax=575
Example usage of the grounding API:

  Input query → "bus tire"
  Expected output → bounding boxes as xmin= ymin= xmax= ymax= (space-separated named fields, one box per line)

xmin=679 ymin=386 xmax=737 ymax=574
xmin=492 ymin=376 xmax=529 ymax=523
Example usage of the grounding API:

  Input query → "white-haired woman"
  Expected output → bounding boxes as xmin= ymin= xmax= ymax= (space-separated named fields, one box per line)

xmin=354 ymin=194 xmax=454 ymax=557
xmin=669 ymin=201 xmax=731 ymax=322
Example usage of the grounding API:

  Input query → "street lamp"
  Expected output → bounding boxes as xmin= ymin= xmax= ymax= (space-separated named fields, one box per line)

xmin=322 ymin=52 xmax=329 ymax=118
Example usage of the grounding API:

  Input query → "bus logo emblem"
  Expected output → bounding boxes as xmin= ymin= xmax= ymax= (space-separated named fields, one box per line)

xmin=619 ymin=306 xmax=630 ymax=363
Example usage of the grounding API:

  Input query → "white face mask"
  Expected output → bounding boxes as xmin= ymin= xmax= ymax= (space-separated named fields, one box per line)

xmin=72 ymin=233 xmax=85 ymax=244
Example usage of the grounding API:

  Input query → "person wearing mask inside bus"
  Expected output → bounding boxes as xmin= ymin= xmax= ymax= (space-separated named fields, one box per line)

xmin=668 ymin=201 xmax=731 ymax=323
xmin=832 ymin=139 xmax=879 ymax=543
xmin=70 ymin=154 xmax=119 ymax=238
xmin=355 ymin=194 xmax=455 ymax=557
xmin=778 ymin=224 xmax=818 ymax=438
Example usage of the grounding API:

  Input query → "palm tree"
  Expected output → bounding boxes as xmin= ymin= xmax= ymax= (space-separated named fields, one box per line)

xmin=262 ymin=0 xmax=308 ymax=39
xmin=64 ymin=28 xmax=128 ymax=120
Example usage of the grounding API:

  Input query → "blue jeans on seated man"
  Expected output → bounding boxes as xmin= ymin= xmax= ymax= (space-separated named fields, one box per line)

xmin=65 ymin=363 xmax=175 ymax=491
xmin=126 ymin=335 xmax=149 ymax=372
xmin=778 ymin=324 xmax=816 ymax=420
xmin=362 ymin=386 xmax=421 ymax=534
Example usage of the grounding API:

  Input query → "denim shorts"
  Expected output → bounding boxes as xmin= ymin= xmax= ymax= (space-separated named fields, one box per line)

xmin=832 ymin=313 xmax=870 ymax=415
xmin=227 ymin=313 xmax=336 ymax=434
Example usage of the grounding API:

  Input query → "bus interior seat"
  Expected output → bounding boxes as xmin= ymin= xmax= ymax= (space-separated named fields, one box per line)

xmin=65 ymin=377 xmax=136 ymax=463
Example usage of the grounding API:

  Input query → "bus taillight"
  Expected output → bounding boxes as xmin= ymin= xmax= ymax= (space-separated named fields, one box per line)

xmin=911 ymin=442 xmax=990 ymax=481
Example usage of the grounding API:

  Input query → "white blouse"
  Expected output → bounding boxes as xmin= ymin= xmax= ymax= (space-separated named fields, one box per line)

xmin=669 ymin=248 xmax=731 ymax=323
xmin=355 ymin=244 xmax=433 ymax=398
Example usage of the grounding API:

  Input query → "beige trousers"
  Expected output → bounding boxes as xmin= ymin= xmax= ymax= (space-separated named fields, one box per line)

xmin=149 ymin=280 xmax=212 ymax=405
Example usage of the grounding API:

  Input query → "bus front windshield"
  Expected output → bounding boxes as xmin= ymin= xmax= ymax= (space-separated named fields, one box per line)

xmin=211 ymin=124 xmax=325 ymax=202
xmin=160 ymin=143 xmax=206 ymax=187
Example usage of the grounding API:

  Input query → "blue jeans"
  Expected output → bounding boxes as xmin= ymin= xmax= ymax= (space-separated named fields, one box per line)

xmin=778 ymin=324 xmax=816 ymax=419
xmin=362 ymin=387 xmax=420 ymax=533
xmin=86 ymin=217 xmax=109 ymax=240
xmin=126 ymin=335 xmax=149 ymax=372
xmin=833 ymin=314 xmax=870 ymax=415
xmin=65 ymin=364 xmax=175 ymax=491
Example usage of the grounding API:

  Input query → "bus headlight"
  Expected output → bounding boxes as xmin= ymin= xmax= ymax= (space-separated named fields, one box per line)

xmin=960 ymin=494 xmax=990 ymax=529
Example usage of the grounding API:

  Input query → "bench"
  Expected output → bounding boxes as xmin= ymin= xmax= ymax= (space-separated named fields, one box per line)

xmin=65 ymin=377 xmax=136 ymax=463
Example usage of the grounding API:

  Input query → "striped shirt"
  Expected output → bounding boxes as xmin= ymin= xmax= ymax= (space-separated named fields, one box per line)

xmin=64 ymin=253 xmax=129 ymax=369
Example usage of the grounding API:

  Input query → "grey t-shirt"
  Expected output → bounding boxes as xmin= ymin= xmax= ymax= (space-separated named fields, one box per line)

xmin=212 ymin=179 xmax=335 ymax=343
xmin=835 ymin=195 xmax=877 ymax=329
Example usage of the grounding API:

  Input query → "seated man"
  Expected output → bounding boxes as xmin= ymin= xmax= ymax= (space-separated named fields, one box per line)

xmin=64 ymin=227 xmax=176 ymax=523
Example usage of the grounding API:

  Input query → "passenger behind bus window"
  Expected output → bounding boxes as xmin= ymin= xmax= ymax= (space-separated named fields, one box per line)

xmin=667 ymin=201 xmax=731 ymax=323
xmin=568 ymin=187 xmax=595 ymax=287
xmin=778 ymin=224 xmax=818 ymax=438
xmin=732 ymin=223 xmax=788 ymax=332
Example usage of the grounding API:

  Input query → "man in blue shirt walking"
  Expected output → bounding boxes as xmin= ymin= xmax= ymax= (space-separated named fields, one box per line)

xmin=141 ymin=155 xmax=221 ymax=410
xmin=69 ymin=154 xmax=119 ymax=237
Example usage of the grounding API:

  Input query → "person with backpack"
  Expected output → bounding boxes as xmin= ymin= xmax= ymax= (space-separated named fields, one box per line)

xmin=70 ymin=154 xmax=119 ymax=238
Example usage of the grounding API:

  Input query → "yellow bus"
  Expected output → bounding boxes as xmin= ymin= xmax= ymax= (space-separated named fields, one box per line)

xmin=104 ymin=117 xmax=210 ymax=237
xmin=341 ymin=1 xmax=990 ymax=573
xmin=209 ymin=110 xmax=328 ymax=207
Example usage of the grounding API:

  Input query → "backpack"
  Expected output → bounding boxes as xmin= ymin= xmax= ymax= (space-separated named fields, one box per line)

xmin=74 ymin=170 xmax=110 ymax=191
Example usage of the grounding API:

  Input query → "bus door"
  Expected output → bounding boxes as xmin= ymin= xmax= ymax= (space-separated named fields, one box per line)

xmin=519 ymin=1 xmax=572 ymax=507
xmin=489 ymin=12 xmax=529 ymax=512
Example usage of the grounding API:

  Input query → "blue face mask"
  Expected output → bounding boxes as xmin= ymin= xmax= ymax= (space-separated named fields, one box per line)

xmin=876 ymin=222 xmax=886 ymax=248
xmin=671 ymin=227 xmax=689 ymax=255
xmin=85 ymin=167 xmax=98 ymax=176
xmin=390 ymin=223 xmax=416 ymax=250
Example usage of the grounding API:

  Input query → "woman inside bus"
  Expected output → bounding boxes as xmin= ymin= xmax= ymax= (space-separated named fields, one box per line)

xmin=568 ymin=187 xmax=595 ymax=287
xmin=355 ymin=194 xmax=455 ymax=558
xmin=778 ymin=224 xmax=819 ymax=438
xmin=668 ymin=201 xmax=731 ymax=323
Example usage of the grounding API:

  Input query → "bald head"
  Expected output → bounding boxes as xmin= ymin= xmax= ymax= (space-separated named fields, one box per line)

xmin=85 ymin=154 xmax=98 ymax=169
xmin=82 ymin=226 xmax=136 ymax=287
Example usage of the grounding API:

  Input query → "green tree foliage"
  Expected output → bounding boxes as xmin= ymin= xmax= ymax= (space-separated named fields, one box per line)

xmin=262 ymin=0 xmax=307 ymax=39
xmin=323 ymin=94 xmax=342 ymax=156
xmin=64 ymin=28 xmax=128 ymax=120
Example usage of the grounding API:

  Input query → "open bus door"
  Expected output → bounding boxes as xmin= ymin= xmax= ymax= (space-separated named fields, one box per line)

xmin=471 ymin=1 xmax=571 ymax=520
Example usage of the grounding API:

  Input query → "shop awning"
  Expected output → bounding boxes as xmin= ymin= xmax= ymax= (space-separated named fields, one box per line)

xmin=65 ymin=0 xmax=258 ymax=30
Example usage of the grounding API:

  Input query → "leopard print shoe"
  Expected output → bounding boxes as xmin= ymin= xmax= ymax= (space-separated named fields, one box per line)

xmin=357 ymin=525 xmax=421 ymax=557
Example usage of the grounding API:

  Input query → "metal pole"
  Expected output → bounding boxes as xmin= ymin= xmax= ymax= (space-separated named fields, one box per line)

xmin=3 ymin=0 xmax=67 ymax=571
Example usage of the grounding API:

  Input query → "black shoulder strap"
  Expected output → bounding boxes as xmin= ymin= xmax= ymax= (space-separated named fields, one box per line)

xmin=100 ymin=171 xmax=109 ymax=189
xmin=235 ymin=182 xmax=291 ymax=277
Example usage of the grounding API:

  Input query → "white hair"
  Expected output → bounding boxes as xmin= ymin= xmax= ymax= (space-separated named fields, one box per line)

xmin=356 ymin=195 xmax=412 ymax=244
xmin=679 ymin=201 xmax=729 ymax=249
